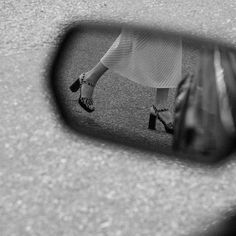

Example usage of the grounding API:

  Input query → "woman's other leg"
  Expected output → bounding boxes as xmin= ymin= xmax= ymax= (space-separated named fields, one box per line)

xmin=149 ymin=88 xmax=174 ymax=133
xmin=154 ymin=88 xmax=172 ymax=124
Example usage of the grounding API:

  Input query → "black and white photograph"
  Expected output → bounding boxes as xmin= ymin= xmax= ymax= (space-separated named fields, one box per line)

xmin=1 ymin=1 xmax=236 ymax=235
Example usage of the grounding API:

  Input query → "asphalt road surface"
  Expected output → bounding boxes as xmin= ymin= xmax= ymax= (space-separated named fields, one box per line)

xmin=1 ymin=1 xmax=236 ymax=236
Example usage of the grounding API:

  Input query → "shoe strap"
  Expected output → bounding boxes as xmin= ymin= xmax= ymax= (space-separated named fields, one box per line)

xmin=80 ymin=97 xmax=93 ymax=106
xmin=152 ymin=105 xmax=169 ymax=114
xmin=157 ymin=108 xmax=169 ymax=112
xmin=80 ymin=73 xmax=95 ymax=87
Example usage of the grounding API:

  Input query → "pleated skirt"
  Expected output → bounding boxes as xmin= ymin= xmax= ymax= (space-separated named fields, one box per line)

xmin=100 ymin=28 xmax=182 ymax=88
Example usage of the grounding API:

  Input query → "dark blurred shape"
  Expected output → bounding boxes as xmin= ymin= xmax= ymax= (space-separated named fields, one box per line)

xmin=173 ymin=46 xmax=236 ymax=164
xmin=202 ymin=213 xmax=236 ymax=236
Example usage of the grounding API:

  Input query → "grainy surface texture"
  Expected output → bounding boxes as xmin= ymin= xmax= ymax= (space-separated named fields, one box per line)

xmin=1 ymin=1 xmax=236 ymax=236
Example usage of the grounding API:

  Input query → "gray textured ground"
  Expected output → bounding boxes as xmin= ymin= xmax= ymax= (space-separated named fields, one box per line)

xmin=1 ymin=1 xmax=236 ymax=236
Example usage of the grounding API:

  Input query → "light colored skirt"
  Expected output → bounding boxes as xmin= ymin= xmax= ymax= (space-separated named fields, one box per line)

xmin=100 ymin=28 xmax=182 ymax=88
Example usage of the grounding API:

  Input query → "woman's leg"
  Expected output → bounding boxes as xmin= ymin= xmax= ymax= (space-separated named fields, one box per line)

xmin=154 ymin=88 xmax=173 ymax=123
xmin=69 ymin=61 xmax=108 ymax=112
xmin=80 ymin=31 xmax=123 ymax=99
xmin=70 ymin=31 xmax=123 ymax=112
xmin=81 ymin=61 xmax=108 ymax=98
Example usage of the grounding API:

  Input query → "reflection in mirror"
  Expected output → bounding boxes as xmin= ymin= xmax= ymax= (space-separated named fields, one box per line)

xmin=49 ymin=23 xmax=236 ymax=164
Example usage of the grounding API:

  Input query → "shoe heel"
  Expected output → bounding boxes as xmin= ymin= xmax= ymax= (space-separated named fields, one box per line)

xmin=70 ymin=78 xmax=81 ymax=92
xmin=148 ymin=113 xmax=156 ymax=130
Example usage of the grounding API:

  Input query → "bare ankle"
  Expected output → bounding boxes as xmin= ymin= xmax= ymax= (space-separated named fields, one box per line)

xmin=84 ymin=72 xmax=98 ymax=85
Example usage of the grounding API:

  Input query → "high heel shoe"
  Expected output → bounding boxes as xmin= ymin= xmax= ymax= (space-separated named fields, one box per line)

xmin=69 ymin=73 xmax=95 ymax=113
xmin=148 ymin=105 xmax=174 ymax=134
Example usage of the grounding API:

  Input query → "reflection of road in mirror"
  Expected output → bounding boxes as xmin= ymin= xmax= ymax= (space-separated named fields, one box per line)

xmin=50 ymin=25 xmax=202 ymax=159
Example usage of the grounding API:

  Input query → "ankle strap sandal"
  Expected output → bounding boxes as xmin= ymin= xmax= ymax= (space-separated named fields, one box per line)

xmin=148 ymin=105 xmax=174 ymax=134
xmin=69 ymin=73 xmax=95 ymax=113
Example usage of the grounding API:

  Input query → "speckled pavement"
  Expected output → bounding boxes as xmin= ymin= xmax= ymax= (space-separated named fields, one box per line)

xmin=1 ymin=1 xmax=236 ymax=236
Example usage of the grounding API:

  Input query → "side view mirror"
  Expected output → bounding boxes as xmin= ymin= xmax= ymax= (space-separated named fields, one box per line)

xmin=48 ymin=23 xmax=236 ymax=164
